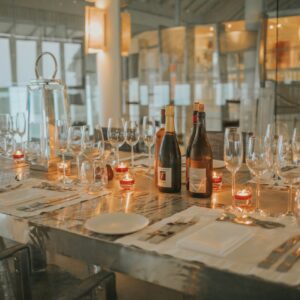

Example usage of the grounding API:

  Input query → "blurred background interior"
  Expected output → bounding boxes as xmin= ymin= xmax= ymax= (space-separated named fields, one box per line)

xmin=0 ymin=0 xmax=300 ymax=146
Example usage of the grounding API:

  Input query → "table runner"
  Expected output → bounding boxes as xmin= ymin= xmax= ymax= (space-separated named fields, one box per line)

xmin=0 ymin=179 xmax=110 ymax=218
xmin=116 ymin=206 xmax=300 ymax=287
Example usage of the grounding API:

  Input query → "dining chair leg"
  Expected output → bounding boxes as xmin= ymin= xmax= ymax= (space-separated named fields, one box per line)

xmin=102 ymin=272 xmax=117 ymax=300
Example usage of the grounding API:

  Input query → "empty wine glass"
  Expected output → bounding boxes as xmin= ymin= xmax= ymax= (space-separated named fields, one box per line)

xmin=125 ymin=120 xmax=140 ymax=168
xmin=277 ymin=135 xmax=300 ymax=217
xmin=95 ymin=124 xmax=105 ymax=159
xmin=16 ymin=112 xmax=27 ymax=149
xmin=55 ymin=120 xmax=69 ymax=184
xmin=246 ymin=136 xmax=271 ymax=214
xmin=107 ymin=118 xmax=126 ymax=165
xmin=68 ymin=126 xmax=84 ymax=178
xmin=0 ymin=114 xmax=11 ymax=156
xmin=142 ymin=116 xmax=155 ymax=169
xmin=224 ymin=127 xmax=243 ymax=207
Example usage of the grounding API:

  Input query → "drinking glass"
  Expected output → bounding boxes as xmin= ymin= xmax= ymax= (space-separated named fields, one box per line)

xmin=246 ymin=136 xmax=271 ymax=214
xmin=277 ymin=135 xmax=300 ymax=217
xmin=224 ymin=127 xmax=243 ymax=206
xmin=95 ymin=124 xmax=105 ymax=159
xmin=0 ymin=114 xmax=11 ymax=156
xmin=107 ymin=118 xmax=126 ymax=165
xmin=125 ymin=120 xmax=140 ymax=168
xmin=16 ymin=112 xmax=27 ymax=149
xmin=142 ymin=116 xmax=155 ymax=169
xmin=68 ymin=126 xmax=84 ymax=178
xmin=55 ymin=120 xmax=69 ymax=184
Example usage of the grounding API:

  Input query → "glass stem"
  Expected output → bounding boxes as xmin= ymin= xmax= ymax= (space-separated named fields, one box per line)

xmin=131 ymin=145 xmax=134 ymax=168
xmin=62 ymin=153 xmax=66 ymax=184
xmin=116 ymin=147 xmax=119 ymax=165
xmin=288 ymin=184 xmax=293 ymax=215
xmin=148 ymin=145 xmax=151 ymax=169
xmin=256 ymin=179 xmax=261 ymax=210
xmin=76 ymin=155 xmax=80 ymax=178
xmin=231 ymin=171 xmax=236 ymax=198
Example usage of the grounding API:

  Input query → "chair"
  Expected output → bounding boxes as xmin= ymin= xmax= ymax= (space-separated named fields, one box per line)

xmin=0 ymin=240 xmax=117 ymax=300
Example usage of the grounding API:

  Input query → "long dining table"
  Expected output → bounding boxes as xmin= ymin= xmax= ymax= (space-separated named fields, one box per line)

xmin=0 ymin=156 xmax=299 ymax=300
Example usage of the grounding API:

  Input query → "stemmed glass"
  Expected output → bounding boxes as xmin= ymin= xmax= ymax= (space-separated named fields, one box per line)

xmin=55 ymin=120 xmax=69 ymax=184
xmin=277 ymin=135 xmax=300 ymax=217
xmin=16 ymin=112 xmax=27 ymax=150
xmin=68 ymin=126 xmax=84 ymax=178
xmin=107 ymin=118 xmax=126 ymax=165
xmin=224 ymin=127 xmax=243 ymax=207
xmin=125 ymin=120 xmax=140 ymax=168
xmin=142 ymin=116 xmax=155 ymax=169
xmin=0 ymin=114 xmax=11 ymax=155
xmin=95 ymin=124 xmax=105 ymax=159
xmin=246 ymin=136 xmax=271 ymax=214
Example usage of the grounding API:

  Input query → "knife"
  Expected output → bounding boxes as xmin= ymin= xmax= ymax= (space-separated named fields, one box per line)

xmin=257 ymin=235 xmax=300 ymax=269
xmin=276 ymin=245 xmax=300 ymax=272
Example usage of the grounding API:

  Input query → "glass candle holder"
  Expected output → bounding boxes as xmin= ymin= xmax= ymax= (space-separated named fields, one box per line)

xmin=119 ymin=171 xmax=135 ymax=190
xmin=234 ymin=187 xmax=252 ymax=208
xmin=212 ymin=171 xmax=222 ymax=191
xmin=12 ymin=150 xmax=25 ymax=162
xmin=115 ymin=162 xmax=129 ymax=176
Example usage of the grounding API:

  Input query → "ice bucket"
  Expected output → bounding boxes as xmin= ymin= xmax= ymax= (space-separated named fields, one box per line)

xmin=27 ymin=52 xmax=70 ymax=171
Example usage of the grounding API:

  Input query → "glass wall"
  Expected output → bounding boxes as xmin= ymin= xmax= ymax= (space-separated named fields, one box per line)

xmin=122 ymin=0 xmax=300 ymax=145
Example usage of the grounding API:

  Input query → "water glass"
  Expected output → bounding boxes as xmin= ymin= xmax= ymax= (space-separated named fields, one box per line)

xmin=93 ymin=159 xmax=108 ymax=188
xmin=224 ymin=127 xmax=243 ymax=206
xmin=16 ymin=112 xmax=27 ymax=149
xmin=142 ymin=116 xmax=155 ymax=169
xmin=125 ymin=120 xmax=140 ymax=168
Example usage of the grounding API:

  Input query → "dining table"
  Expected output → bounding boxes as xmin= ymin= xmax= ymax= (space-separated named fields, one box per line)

xmin=0 ymin=155 xmax=299 ymax=300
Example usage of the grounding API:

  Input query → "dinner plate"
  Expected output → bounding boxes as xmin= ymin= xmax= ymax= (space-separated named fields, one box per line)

xmin=213 ymin=160 xmax=225 ymax=169
xmin=84 ymin=212 xmax=150 ymax=235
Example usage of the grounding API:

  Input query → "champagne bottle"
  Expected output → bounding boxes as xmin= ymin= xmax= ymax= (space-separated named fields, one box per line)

xmin=186 ymin=102 xmax=199 ymax=190
xmin=158 ymin=105 xmax=181 ymax=193
xmin=189 ymin=104 xmax=213 ymax=198
xmin=154 ymin=108 xmax=165 ymax=185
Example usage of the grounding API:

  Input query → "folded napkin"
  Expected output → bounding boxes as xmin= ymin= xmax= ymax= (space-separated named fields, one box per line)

xmin=177 ymin=222 xmax=254 ymax=257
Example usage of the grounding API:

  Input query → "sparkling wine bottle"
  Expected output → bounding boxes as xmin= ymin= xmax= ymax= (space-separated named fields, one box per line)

xmin=154 ymin=108 xmax=165 ymax=186
xmin=189 ymin=104 xmax=213 ymax=198
xmin=186 ymin=102 xmax=199 ymax=190
xmin=158 ymin=105 xmax=181 ymax=193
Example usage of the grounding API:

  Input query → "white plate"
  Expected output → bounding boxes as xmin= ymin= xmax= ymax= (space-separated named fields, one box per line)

xmin=84 ymin=212 xmax=149 ymax=235
xmin=213 ymin=160 xmax=225 ymax=169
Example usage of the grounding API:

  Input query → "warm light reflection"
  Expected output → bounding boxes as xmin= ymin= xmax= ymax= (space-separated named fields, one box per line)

xmin=121 ymin=12 xmax=131 ymax=56
xmin=85 ymin=6 xmax=106 ymax=53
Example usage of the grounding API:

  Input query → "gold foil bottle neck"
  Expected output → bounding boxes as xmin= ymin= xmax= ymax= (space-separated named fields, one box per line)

xmin=198 ymin=103 xmax=205 ymax=112
xmin=193 ymin=102 xmax=199 ymax=111
xmin=165 ymin=105 xmax=174 ymax=116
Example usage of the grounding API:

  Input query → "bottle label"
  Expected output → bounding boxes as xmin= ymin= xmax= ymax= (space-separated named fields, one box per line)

xmin=189 ymin=168 xmax=206 ymax=193
xmin=158 ymin=167 xmax=172 ymax=188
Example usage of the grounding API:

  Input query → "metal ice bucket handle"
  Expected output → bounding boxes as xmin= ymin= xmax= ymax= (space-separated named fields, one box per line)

xmin=35 ymin=52 xmax=58 ymax=80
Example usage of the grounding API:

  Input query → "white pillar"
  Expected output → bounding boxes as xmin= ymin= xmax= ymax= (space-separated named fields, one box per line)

xmin=96 ymin=0 xmax=121 ymax=125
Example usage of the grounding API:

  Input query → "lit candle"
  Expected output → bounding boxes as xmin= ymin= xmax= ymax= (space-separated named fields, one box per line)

xmin=212 ymin=171 xmax=222 ymax=191
xmin=115 ymin=162 xmax=129 ymax=173
xmin=234 ymin=188 xmax=252 ymax=207
xmin=12 ymin=150 xmax=25 ymax=161
xmin=120 ymin=172 xmax=135 ymax=190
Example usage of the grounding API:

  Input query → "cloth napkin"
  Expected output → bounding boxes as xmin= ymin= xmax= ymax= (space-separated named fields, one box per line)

xmin=176 ymin=222 xmax=254 ymax=257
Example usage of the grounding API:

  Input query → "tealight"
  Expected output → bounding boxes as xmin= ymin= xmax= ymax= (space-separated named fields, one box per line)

xmin=115 ymin=162 xmax=129 ymax=174
xmin=212 ymin=171 xmax=222 ymax=191
xmin=12 ymin=150 xmax=25 ymax=162
xmin=119 ymin=172 xmax=135 ymax=190
xmin=234 ymin=188 xmax=252 ymax=207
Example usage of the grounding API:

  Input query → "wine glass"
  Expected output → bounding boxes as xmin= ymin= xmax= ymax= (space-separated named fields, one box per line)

xmin=224 ymin=127 xmax=243 ymax=207
xmin=95 ymin=124 xmax=105 ymax=159
xmin=0 ymin=114 xmax=11 ymax=156
xmin=55 ymin=120 xmax=69 ymax=184
xmin=277 ymin=135 xmax=300 ymax=217
xmin=142 ymin=116 xmax=155 ymax=169
xmin=107 ymin=118 xmax=126 ymax=165
xmin=68 ymin=126 xmax=84 ymax=178
xmin=246 ymin=136 xmax=271 ymax=214
xmin=125 ymin=120 xmax=140 ymax=168
xmin=16 ymin=112 xmax=27 ymax=150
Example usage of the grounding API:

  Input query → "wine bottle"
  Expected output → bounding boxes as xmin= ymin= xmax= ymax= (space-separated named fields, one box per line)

xmin=154 ymin=108 xmax=165 ymax=186
xmin=189 ymin=104 xmax=213 ymax=198
xmin=185 ymin=102 xmax=199 ymax=190
xmin=158 ymin=105 xmax=181 ymax=193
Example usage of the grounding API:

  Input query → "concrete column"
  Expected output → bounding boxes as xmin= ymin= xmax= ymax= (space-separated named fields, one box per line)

xmin=96 ymin=0 xmax=121 ymax=125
